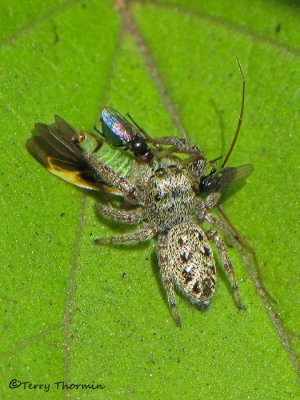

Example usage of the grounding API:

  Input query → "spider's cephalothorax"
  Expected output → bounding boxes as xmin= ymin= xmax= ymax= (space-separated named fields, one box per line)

xmin=27 ymin=64 xmax=252 ymax=326
xmin=144 ymin=164 xmax=197 ymax=231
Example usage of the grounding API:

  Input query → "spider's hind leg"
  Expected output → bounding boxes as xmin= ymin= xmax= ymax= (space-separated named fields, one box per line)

xmin=157 ymin=233 xmax=182 ymax=327
xmin=206 ymin=229 xmax=244 ymax=310
xmin=216 ymin=205 xmax=276 ymax=304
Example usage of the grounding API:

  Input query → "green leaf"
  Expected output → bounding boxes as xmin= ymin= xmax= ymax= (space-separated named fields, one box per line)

xmin=1 ymin=0 xmax=299 ymax=399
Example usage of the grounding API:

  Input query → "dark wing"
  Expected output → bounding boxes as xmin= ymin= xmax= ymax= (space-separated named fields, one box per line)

xmin=26 ymin=115 xmax=123 ymax=194
xmin=200 ymin=164 xmax=254 ymax=193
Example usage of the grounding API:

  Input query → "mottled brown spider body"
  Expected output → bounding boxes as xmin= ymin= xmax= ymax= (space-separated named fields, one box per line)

xmin=144 ymin=164 xmax=197 ymax=231
xmin=143 ymin=163 xmax=217 ymax=316
xmin=93 ymin=152 xmax=246 ymax=326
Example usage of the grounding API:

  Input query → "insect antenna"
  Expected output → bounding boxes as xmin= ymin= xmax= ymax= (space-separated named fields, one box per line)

xmin=221 ymin=59 xmax=245 ymax=168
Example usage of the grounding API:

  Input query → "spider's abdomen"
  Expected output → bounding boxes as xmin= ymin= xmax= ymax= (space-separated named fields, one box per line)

xmin=145 ymin=165 xmax=196 ymax=231
xmin=159 ymin=222 xmax=216 ymax=306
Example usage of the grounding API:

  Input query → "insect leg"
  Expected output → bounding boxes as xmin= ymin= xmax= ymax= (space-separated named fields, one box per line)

xmin=94 ymin=224 xmax=157 ymax=245
xmin=126 ymin=112 xmax=153 ymax=141
xmin=153 ymin=137 xmax=205 ymax=162
xmin=206 ymin=230 xmax=243 ymax=310
xmin=95 ymin=203 xmax=144 ymax=224
xmin=158 ymin=234 xmax=181 ymax=327
xmin=126 ymin=115 xmax=204 ymax=156
xmin=127 ymin=113 xmax=205 ymax=163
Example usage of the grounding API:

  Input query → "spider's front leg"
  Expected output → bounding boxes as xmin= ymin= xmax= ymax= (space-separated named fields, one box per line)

xmin=94 ymin=224 xmax=157 ymax=246
xmin=126 ymin=113 xmax=205 ymax=162
xmin=154 ymin=137 xmax=205 ymax=164
xmin=83 ymin=153 xmax=138 ymax=200
xmin=206 ymin=229 xmax=244 ymax=310
xmin=95 ymin=203 xmax=144 ymax=224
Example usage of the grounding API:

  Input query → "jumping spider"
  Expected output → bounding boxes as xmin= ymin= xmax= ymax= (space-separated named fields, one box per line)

xmin=27 ymin=63 xmax=253 ymax=326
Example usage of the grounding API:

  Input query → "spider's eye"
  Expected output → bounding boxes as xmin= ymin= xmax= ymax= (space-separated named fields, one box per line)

xmin=200 ymin=178 xmax=212 ymax=191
